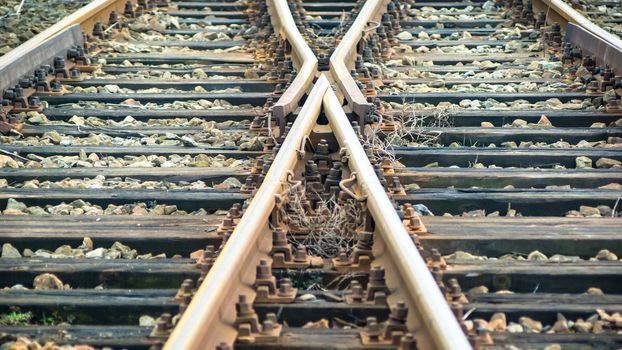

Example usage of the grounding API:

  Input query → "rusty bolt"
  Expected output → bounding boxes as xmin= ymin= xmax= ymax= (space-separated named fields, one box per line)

xmin=256 ymin=259 xmax=272 ymax=279
xmin=179 ymin=295 xmax=191 ymax=315
xmin=150 ymin=319 xmax=169 ymax=337
xmin=390 ymin=301 xmax=408 ymax=323
xmin=348 ymin=280 xmax=365 ymax=303
xmin=336 ymin=249 xmax=349 ymax=264
xmin=236 ymin=295 xmax=254 ymax=317
xmin=364 ymin=317 xmax=382 ymax=341
xmin=293 ymin=245 xmax=308 ymax=262
xmin=261 ymin=319 xmax=275 ymax=334
xmin=399 ymin=333 xmax=417 ymax=350
xmin=278 ymin=278 xmax=294 ymax=296
xmin=215 ymin=343 xmax=232 ymax=350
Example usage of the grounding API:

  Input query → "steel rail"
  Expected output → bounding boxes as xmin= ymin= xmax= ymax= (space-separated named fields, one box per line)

xmin=0 ymin=0 xmax=134 ymax=92
xmin=0 ymin=0 xmax=132 ymax=69
xmin=163 ymin=81 xmax=329 ymax=350
xmin=531 ymin=0 xmax=622 ymax=74
xmin=268 ymin=0 xmax=319 ymax=120
xmin=328 ymin=0 xmax=388 ymax=118
xmin=533 ymin=0 xmax=622 ymax=51
xmin=323 ymin=76 xmax=472 ymax=350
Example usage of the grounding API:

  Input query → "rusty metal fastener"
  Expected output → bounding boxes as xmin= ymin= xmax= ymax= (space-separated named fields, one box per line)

xmin=451 ymin=302 xmax=469 ymax=335
xmin=174 ymin=278 xmax=195 ymax=300
xmin=383 ymin=301 xmax=409 ymax=341
xmin=429 ymin=248 xmax=447 ymax=270
xmin=332 ymin=232 xmax=373 ymax=272
xmin=235 ymin=295 xmax=282 ymax=344
xmin=367 ymin=266 xmax=390 ymax=304
xmin=403 ymin=204 xmax=427 ymax=234
xmin=255 ymin=260 xmax=297 ymax=303
xmin=448 ymin=279 xmax=469 ymax=304
xmin=398 ymin=333 xmax=417 ymax=350
xmin=150 ymin=313 xmax=172 ymax=338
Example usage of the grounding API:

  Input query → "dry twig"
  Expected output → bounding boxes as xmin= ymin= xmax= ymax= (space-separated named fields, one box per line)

xmin=280 ymin=184 xmax=363 ymax=259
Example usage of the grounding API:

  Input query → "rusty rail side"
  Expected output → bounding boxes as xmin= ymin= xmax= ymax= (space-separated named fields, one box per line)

xmin=533 ymin=0 xmax=622 ymax=50
xmin=164 ymin=75 xmax=330 ymax=350
xmin=0 ymin=26 xmax=83 ymax=92
xmin=565 ymin=23 xmax=622 ymax=75
xmin=323 ymin=78 xmax=472 ymax=350
xmin=328 ymin=0 xmax=388 ymax=118
xmin=0 ymin=0 xmax=134 ymax=92
xmin=531 ymin=0 xmax=622 ymax=74
xmin=268 ymin=0 xmax=318 ymax=120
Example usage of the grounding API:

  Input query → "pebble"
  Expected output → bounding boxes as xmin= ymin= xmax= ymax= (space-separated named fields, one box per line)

xmin=575 ymin=156 xmax=592 ymax=169
xmin=573 ymin=320 xmax=592 ymax=333
xmin=595 ymin=249 xmax=618 ymax=261
xmin=1 ymin=243 xmax=21 ymax=258
xmin=396 ymin=31 xmax=413 ymax=40
xmin=565 ymin=210 xmax=582 ymax=217
xmin=545 ymin=345 xmax=562 ymax=350
xmin=468 ymin=285 xmax=489 ymax=295
xmin=85 ymin=247 xmax=106 ymax=259
xmin=600 ymin=183 xmax=622 ymax=190
xmin=5 ymin=198 xmax=27 ymax=212
xmin=597 ymin=205 xmax=613 ymax=217
xmin=527 ymin=250 xmax=547 ymax=261
xmin=537 ymin=115 xmax=552 ymax=127
xmin=519 ymin=316 xmax=543 ymax=333
xmin=139 ymin=315 xmax=156 ymax=327
xmin=69 ymin=115 xmax=85 ymax=126
xmin=444 ymin=251 xmax=484 ymax=260
xmin=0 ymin=155 xmax=18 ymax=168
xmin=552 ymin=318 xmax=570 ymax=333
xmin=506 ymin=323 xmax=523 ymax=333
xmin=549 ymin=254 xmax=580 ymax=262
xmin=488 ymin=313 xmax=507 ymax=331
xmin=579 ymin=205 xmax=601 ymax=217
xmin=462 ymin=209 xmax=486 ymax=217
xmin=215 ymin=177 xmax=242 ymax=189
xmin=297 ymin=294 xmax=317 ymax=302
xmin=608 ymin=137 xmax=622 ymax=144
xmin=405 ymin=183 xmax=420 ymax=191
xmin=586 ymin=287 xmax=604 ymax=295
xmin=54 ymin=245 xmax=73 ymax=256
xmin=595 ymin=158 xmax=621 ymax=169
xmin=33 ymin=273 xmax=65 ymax=290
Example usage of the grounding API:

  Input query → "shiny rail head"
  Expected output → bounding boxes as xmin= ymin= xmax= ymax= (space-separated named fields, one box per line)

xmin=267 ymin=0 xmax=318 ymax=121
xmin=322 ymin=81 xmax=472 ymax=350
xmin=163 ymin=76 xmax=330 ymax=350
xmin=328 ymin=0 xmax=389 ymax=119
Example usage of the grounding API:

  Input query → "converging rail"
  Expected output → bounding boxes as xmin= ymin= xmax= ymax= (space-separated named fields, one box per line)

xmin=323 ymin=82 xmax=471 ymax=350
xmin=328 ymin=0 xmax=387 ymax=118
xmin=167 ymin=0 xmax=470 ymax=347
xmin=267 ymin=0 xmax=318 ymax=120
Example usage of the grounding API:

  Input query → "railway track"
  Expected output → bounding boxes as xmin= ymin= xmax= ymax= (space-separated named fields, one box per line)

xmin=0 ymin=0 xmax=621 ymax=349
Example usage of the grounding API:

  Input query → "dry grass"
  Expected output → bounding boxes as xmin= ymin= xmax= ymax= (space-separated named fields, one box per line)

xmin=280 ymin=184 xmax=364 ymax=259
xmin=361 ymin=101 xmax=454 ymax=163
